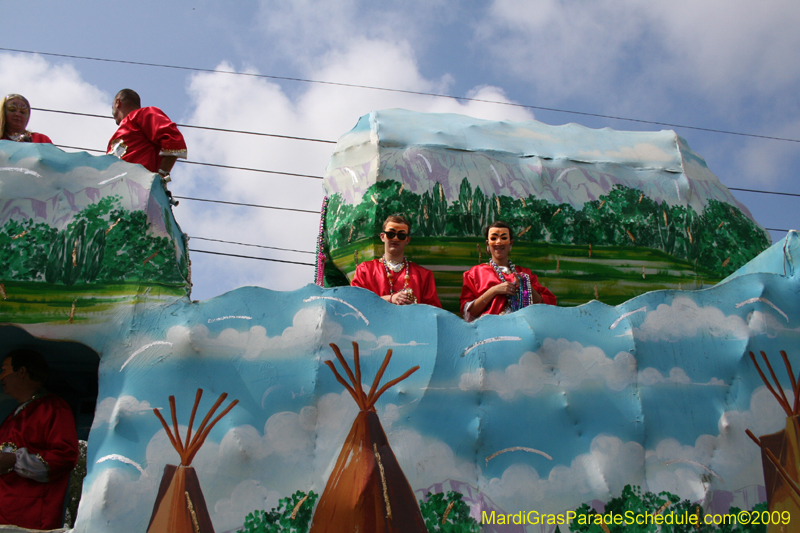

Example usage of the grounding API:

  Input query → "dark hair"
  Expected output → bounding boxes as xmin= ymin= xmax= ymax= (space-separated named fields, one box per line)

xmin=382 ymin=214 xmax=411 ymax=233
xmin=485 ymin=220 xmax=512 ymax=240
xmin=6 ymin=349 xmax=49 ymax=383
xmin=116 ymin=88 xmax=141 ymax=109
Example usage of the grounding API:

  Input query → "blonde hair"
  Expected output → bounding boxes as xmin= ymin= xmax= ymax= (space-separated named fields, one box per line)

xmin=0 ymin=94 xmax=31 ymax=138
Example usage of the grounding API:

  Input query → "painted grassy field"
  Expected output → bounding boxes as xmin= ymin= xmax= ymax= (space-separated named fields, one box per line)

xmin=0 ymin=281 xmax=187 ymax=324
xmin=330 ymin=238 xmax=720 ymax=314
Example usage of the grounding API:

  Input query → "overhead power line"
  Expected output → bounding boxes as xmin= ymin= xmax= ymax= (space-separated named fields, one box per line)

xmin=6 ymin=46 xmax=800 ymax=144
xmin=729 ymin=187 xmax=800 ymax=199
xmin=33 ymin=107 xmax=336 ymax=144
xmin=52 ymin=144 xmax=324 ymax=180
xmin=189 ymin=236 xmax=315 ymax=255
xmin=189 ymin=248 xmax=314 ymax=266
xmin=176 ymin=196 xmax=319 ymax=214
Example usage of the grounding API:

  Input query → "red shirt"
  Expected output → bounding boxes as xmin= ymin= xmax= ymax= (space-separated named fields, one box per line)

xmin=351 ymin=259 xmax=442 ymax=307
xmin=107 ymin=107 xmax=187 ymax=173
xmin=0 ymin=394 xmax=79 ymax=530
xmin=460 ymin=263 xmax=556 ymax=319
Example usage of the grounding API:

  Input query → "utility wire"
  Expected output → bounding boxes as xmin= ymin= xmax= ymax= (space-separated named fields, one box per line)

xmin=52 ymin=144 xmax=324 ymax=180
xmin=189 ymin=248 xmax=314 ymax=266
xmin=176 ymin=196 xmax=319 ymax=213
xmin=190 ymin=236 xmax=315 ymax=255
xmin=6 ymin=46 xmax=800 ymax=144
xmin=729 ymin=187 xmax=800 ymax=199
xmin=33 ymin=107 xmax=336 ymax=144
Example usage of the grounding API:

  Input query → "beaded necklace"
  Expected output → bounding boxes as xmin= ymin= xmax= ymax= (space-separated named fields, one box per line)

xmin=381 ymin=256 xmax=416 ymax=303
xmin=489 ymin=258 xmax=533 ymax=312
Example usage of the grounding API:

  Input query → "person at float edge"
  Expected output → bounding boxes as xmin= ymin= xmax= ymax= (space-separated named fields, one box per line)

xmin=460 ymin=220 xmax=556 ymax=321
xmin=351 ymin=214 xmax=442 ymax=307
xmin=0 ymin=349 xmax=79 ymax=530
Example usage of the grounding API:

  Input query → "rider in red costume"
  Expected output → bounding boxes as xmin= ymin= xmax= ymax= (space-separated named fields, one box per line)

xmin=351 ymin=214 xmax=441 ymax=307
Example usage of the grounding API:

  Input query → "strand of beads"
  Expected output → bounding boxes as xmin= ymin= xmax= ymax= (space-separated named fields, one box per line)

xmin=314 ymin=196 xmax=329 ymax=287
xmin=489 ymin=259 xmax=533 ymax=312
xmin=381 ymin=256 xmax=415 ymax=302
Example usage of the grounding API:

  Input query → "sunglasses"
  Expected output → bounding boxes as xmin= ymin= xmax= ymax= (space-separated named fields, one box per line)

xmin=382 ymin=230 xmax=409 ymax=240
xmin=6 ymin=105 xmax=29 ymax=115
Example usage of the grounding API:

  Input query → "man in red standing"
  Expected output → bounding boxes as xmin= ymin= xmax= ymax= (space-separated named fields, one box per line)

xmin=107 ymin=88 xmax=187 ymax=181
xmin=351 ymin=215 xmax=441 ymax=307
xmin=0 ymin=349 xmax=79 ymax=530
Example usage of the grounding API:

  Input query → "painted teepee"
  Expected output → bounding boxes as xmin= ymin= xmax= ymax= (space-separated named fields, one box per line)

xmin=745 ymin=350 xmax=800 ymax=533
xmin=147 ymin=389 xmax=239 ymax=533
xmin=309 ymin=342 xmax=427 ymax=533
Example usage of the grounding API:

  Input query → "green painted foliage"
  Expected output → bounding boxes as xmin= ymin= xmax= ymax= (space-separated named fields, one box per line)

xmin=324 ymin=179 xmax=769 ymax=279
xmin=238 ymin=490 xmax=318 ymax=533
xmin=419 ymin=491 xmax=480 ymax=533
xmin=571 ymin=485 xmax=768 ymax=533
xmin=0 ymin=195 xmax=186 ymax=285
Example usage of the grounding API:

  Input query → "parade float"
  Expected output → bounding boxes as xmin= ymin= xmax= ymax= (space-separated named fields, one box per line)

xmin=1 ymin=111 xmax=797 ymax=533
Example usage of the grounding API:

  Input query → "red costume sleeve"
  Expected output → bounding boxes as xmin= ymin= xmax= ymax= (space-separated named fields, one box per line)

xmin=413 ymin=264 xmax=442 ymax=308
xmin=0 ymin=395 xmax=79 ymax=530
xmin=29 ymin=132 xmax=52 ymax=144
xmin=135 ymin=107 xmax=187 ymax=156
xmin=351 ymin=261 xmax=383 ymax=294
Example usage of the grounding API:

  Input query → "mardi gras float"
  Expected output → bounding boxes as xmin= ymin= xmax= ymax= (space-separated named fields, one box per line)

xmin=0 ymin=111 xmax=797 ymax=533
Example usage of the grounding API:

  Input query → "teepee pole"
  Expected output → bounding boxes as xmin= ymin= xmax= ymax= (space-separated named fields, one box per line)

xmin=185 ymin=389 xmax=204 ymax=448
xmin=190 ymin=393 xmax=228 ymax=450
xmin=186 ymin=398 xmax=239 ymax=465
xmin=367 ymin=366 xmax=420 ymax=410
xmin=367 ymin=349 xmax=393 ymax=400
xmin=152 ymin=408 xmax=182 ymax=457
xmin=750 ymin=352 xmax=792 ymax=416
xmin=329 ymin=343 xmax=364 ymax=405
xmin=324 ymin=360 xmax=364 ymax=408
xmin=168 ymin=396 xmax=185 ymax=457
xmin=761 ymin=351 xmax=792 ymax=411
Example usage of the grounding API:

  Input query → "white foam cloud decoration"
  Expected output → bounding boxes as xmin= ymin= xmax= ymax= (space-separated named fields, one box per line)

xmin=459 ymin=338 xmax=636 ymax=399
xmin=484 ymin=435 xmax=645 ymax=514
xmin=162 ymin=306 xmax=343 ymax=361
xmin=213 ymin=480 xmax=281 ymax=532
xmin=633 ymin=297 xmax=752 ymax=342
xmin=637 ymin=367 xmax=696 ymax=387
xmin=92 ymin=396 xmax=153 ymax=428
xmin=644 ymin=386 xmax=787 ymax=502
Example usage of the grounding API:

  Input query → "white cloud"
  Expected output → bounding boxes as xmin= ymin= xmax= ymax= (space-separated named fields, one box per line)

xmin=644 ymin=386 xmax=787 ymax=502
xmin=481 ymin=0 xmax=800 ymax=108
xmin=484 ymin=434 xmax=645 ymax=513
xmin=179 ymin=37 xmax=534 ymax=299
xmin=459 ymin=338 xmax=637 ymax=399
xmin=92 ymin=396 xmax=153 ymax=429
xmin=637 ymin=367 xmax=725 ymax=387
xmin=0 ymin=53 xmax=111 ymax=152
xmin=159 ymin=305 xmax=343 ymax=361
xmin=633 ymin=297 xmax=751 ymax=342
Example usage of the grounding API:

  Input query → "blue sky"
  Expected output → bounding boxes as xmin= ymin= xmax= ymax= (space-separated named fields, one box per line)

xmin=2 ymin=0 xmax=798 ymax=301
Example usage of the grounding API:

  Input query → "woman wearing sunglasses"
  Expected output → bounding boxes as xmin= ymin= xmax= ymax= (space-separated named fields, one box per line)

xmin=460 ymin=221 xmax=556 ymax=321
xmin=0 ymin=94 xmax=52 ymax=144
xmin=351 ymin=214 xmax=442 ymax=307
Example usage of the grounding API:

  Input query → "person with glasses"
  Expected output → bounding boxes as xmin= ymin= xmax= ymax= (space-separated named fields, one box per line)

xmin=351 ymin=214 xmax=442 ymax=307
xmin=0 ymin=94 xmax=52 ymax=143
xmin=460 ymin=221 xmax=556 ymax=321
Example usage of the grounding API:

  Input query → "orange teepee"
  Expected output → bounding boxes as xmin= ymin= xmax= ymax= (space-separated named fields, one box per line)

xmin=309 ymin=342 xmax=427 ymax=533
xmin=147 ymin=389 xmax=239 ymax=533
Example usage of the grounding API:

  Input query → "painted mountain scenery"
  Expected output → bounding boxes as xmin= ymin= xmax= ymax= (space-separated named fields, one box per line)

xmin=320 ymin=110 xmax=770 ymax=310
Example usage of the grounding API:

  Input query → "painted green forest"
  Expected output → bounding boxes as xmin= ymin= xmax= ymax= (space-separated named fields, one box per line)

xmin=324 ymin=179 xmax=770 ymax=281
xmin=0 ymin=195 xmax=188 ymax=286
